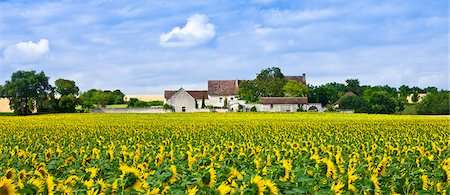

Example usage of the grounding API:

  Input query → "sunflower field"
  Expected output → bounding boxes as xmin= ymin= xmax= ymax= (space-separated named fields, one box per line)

xmin=0 ymin=113 xmax=449 ymax=194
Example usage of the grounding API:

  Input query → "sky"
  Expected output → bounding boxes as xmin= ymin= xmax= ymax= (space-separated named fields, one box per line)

xmin=0 ymin=0 xmax=448 ymax=94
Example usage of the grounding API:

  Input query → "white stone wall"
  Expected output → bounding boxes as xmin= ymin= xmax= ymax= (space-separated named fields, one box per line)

xmin=245 ymin=104 xmax=299 ymax=112
xmin=166 ymin=89 xmax=196 ymax=112
xmin=208 ymin=95 xmax=238 ymax=107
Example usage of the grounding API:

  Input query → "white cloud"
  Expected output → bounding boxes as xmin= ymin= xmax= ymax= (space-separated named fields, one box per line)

xmin=2 ymin=39 xmax=50 ymax=64
xmin=160 ymin=14 xmax=215 ymax=47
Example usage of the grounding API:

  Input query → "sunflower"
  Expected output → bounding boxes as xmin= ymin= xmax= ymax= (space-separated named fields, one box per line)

xmin=169 ymin=165 xmax=178 ymax=184
xmin=155 ymin=153 xmax=164 ymax=167
xmin=0 ymin=178 xmax=16 ymax=195
xmin=201 ymin=167 xmax=217 ymax=188
xmin=347 ymin=168 xmax=358 ymax=192
xmin=27 ymin=177 xmax=44 ymax=193
xmin=46 ymin=175 xmax=55 ymax=194
xmin=3 ymin=169 xmax=15 ymax=180
xmin=250 ymin=175 xmax=265 ymax=195
xmin=86 ymin=167 xmax=99 ymax=179
xmin=147 ymin=187 xmax=160 ymax=195
xmin=119 ymin=165 xmax=142 ymax=191
xmin=331 ymin=180 xmax=345 ymax=195
xmin=291 ymin=142 xmax=299 ymax=150
xmin=217 ymin=182 xmax=231 ymax=195
xmin=187 ymin=186 xmax=198 ymax=195
xmin=279 ymin=160 xmax=292 ymax=182
xmin=265 ymin=179 xmax=279 ymax=195
xmin=44 ymin=148 xmax=53 ymax=162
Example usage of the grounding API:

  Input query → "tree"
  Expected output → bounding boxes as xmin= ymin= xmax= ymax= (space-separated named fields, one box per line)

xmin=3 ymin=70 xmax=52 ymax=115
xmin=424 ymin=86 xmax=438 ymax=94
xmin=201 ymin=95 xmax=206 ymax=108
xmin=364 ymin=88 xmax=403 ymax=114
xmin=237 ymin=80 xmax=259 ymax=103
xmin=55 ymin=78 xmax=79 ymax=96
xmin=399 ymin=85 xmax=411 ymax=98
xmin=255 ymin=67 xmax=285 ymax=97
xmin=54 ymin=78 xmax=80 ymax=113
xmin=112 ymin=89 xmax=125 ymax=104
xmin=345 ymin=79 xmax=361 ymax=96
xmin=195 ymin=99 xmax=199 ymax=109
xmin=339 ymin=95 xmax=369 ymax=113
xmin=416 ymin=91 xmax=449 ymax=115
xmin=0 ymin=85 xmax=4 ymax=98
xmin=223 ymin=97 xmax=228 ymax=109
xmin=283 ymin=80 xmax=308 ymax=97
xmin=411 ymin=91 xmax=419 ymax=103
xmin=313 ymin=82 xmax=345 ymax=106
xmin=58 ymin=95 xmax=78 ymax=113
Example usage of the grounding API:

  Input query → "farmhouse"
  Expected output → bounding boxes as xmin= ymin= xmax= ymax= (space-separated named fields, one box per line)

xmin=164 ymin=74 xmax=324 ymax=112
xmin=164 ymin=89 xmax=208 ymax=112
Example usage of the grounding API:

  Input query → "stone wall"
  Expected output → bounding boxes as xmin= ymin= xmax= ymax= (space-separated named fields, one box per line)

xmin=90 ymin=108 xmax=171 ymax=113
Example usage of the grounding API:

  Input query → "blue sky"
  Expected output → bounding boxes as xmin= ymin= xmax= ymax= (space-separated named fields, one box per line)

xmin=0 ymin=0 xmax=448 ymax=94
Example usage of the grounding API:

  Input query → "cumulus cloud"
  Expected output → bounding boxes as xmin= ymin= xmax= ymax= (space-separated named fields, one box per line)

xmin=160 ymin=14 xmax=215 ymax=47
xmin=2 ymin=39 xmax=50 ymax=64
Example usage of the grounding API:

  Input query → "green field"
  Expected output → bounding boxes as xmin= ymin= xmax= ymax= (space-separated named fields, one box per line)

xmin=0 ymin=113 xmax=449 ymax=194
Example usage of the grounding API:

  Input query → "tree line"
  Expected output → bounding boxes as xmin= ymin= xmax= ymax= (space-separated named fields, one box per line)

xmin=1 ymin=69 xmax=448 ymax=115
xmin=237 ymin=67 xmax=449 ymax=114
xmin=0 ymin=70 xmax=125 ymax=115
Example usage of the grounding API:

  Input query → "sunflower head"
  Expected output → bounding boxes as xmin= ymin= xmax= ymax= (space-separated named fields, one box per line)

xmin=18 ymin=170 xmax=27 ymax=181
xmin=4 ymin=169 xmax=15 ymax=180
xmin=0 ymin=178 xmax=16 ymax=195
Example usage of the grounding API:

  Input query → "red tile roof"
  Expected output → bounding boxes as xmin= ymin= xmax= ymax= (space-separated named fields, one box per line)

xmin=208 ymin=80 xmax=239 ymax=96
xmin=260 ymin=97 xmax=308 ymax=104
xmin=334 ymin=91 xmax=356 ymax=105
xmin=164 ymin=90 xmax=209 ymax=100
xmin=284 ymin=75 xmax=306 ymax=85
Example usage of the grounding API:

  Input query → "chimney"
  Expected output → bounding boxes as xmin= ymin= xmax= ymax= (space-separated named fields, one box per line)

xmin=302 ymin=73 xmax=306 ymax=84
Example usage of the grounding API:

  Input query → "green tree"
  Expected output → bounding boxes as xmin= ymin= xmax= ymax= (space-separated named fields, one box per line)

xmin=339 ymin=95 xmax=369 ymax=113
xmin=399 ymin=85 xmax=411 ymax=98
xmin=255 ymin=67 xmax=285 ymax=97
xmin=55 ymin=78 xmax=79 ymax=96
xmin=313 ymin=82 xmax=345 ymax=106
xmin=201 ymin=96 xmax=206 ymax=108
xmin=112 ymin=89 xmax=125 ymax=104
xmin=3 ymin=70 xmax=52 ymax=115
xmin=345 ymin=79 xmax=361 ymax=96
xmin=283 ymin=80 xmax=308 ymax=97
xmin=54 ymin=78 xmax=80 ymax=113
xmin=416 ymin=91 xmax=449 ymax=115
xmin=237 ymin=80 xmax=259 ymax=103
xmin=80 ymin=89 xmax=109 ymax=108
xmin=0 ymin=85 xmax=4 ymax=98
xmin=58 ymin=95 xmax=78 ymax=113
xmin=127 ymin=98 xmax=139 ymax=107
xmin=424 ymin=86 xmax=438 ymax=94
xmin=364 ymin=88 xmax=403 ymax=114
xmin=411 ymin=91 xmax=419 ymax=103
xmin=195 ymin=99 xmax=199 ymax=109
xmin=223 ymin=97 xmax=228 ymax=109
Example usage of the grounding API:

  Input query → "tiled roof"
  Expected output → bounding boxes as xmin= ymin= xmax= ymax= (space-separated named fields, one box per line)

xmin=208 ymin=80 xmax=239 ymax=96
xmin=260 ymin=97 xmax=308 ymax=104
xmin=164 ymin=90 xmax=209 ymax=100
xmin=284 ymin=75 xmax=306 ymax=85
xmin=334 ymin=91 xmax=356 ymax=105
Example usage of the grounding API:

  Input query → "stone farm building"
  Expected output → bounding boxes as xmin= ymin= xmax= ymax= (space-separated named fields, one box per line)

xmin=164 ymin=74 xmax=325 ymax=112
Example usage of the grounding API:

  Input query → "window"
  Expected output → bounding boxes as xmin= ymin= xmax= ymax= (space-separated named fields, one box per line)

xmin=182 ymin=107 xmax=186 ymax=112
xmin=270 ymin=104 xmax=273 ymax=109
xmin=219 ymin=97 xmax=223 ymax=103
xmin=231 ymin=97 xmax=234 ymax=100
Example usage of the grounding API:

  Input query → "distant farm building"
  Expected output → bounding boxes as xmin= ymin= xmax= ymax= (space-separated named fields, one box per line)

xmin=164 ymin=74 xmax=325 ymax=112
